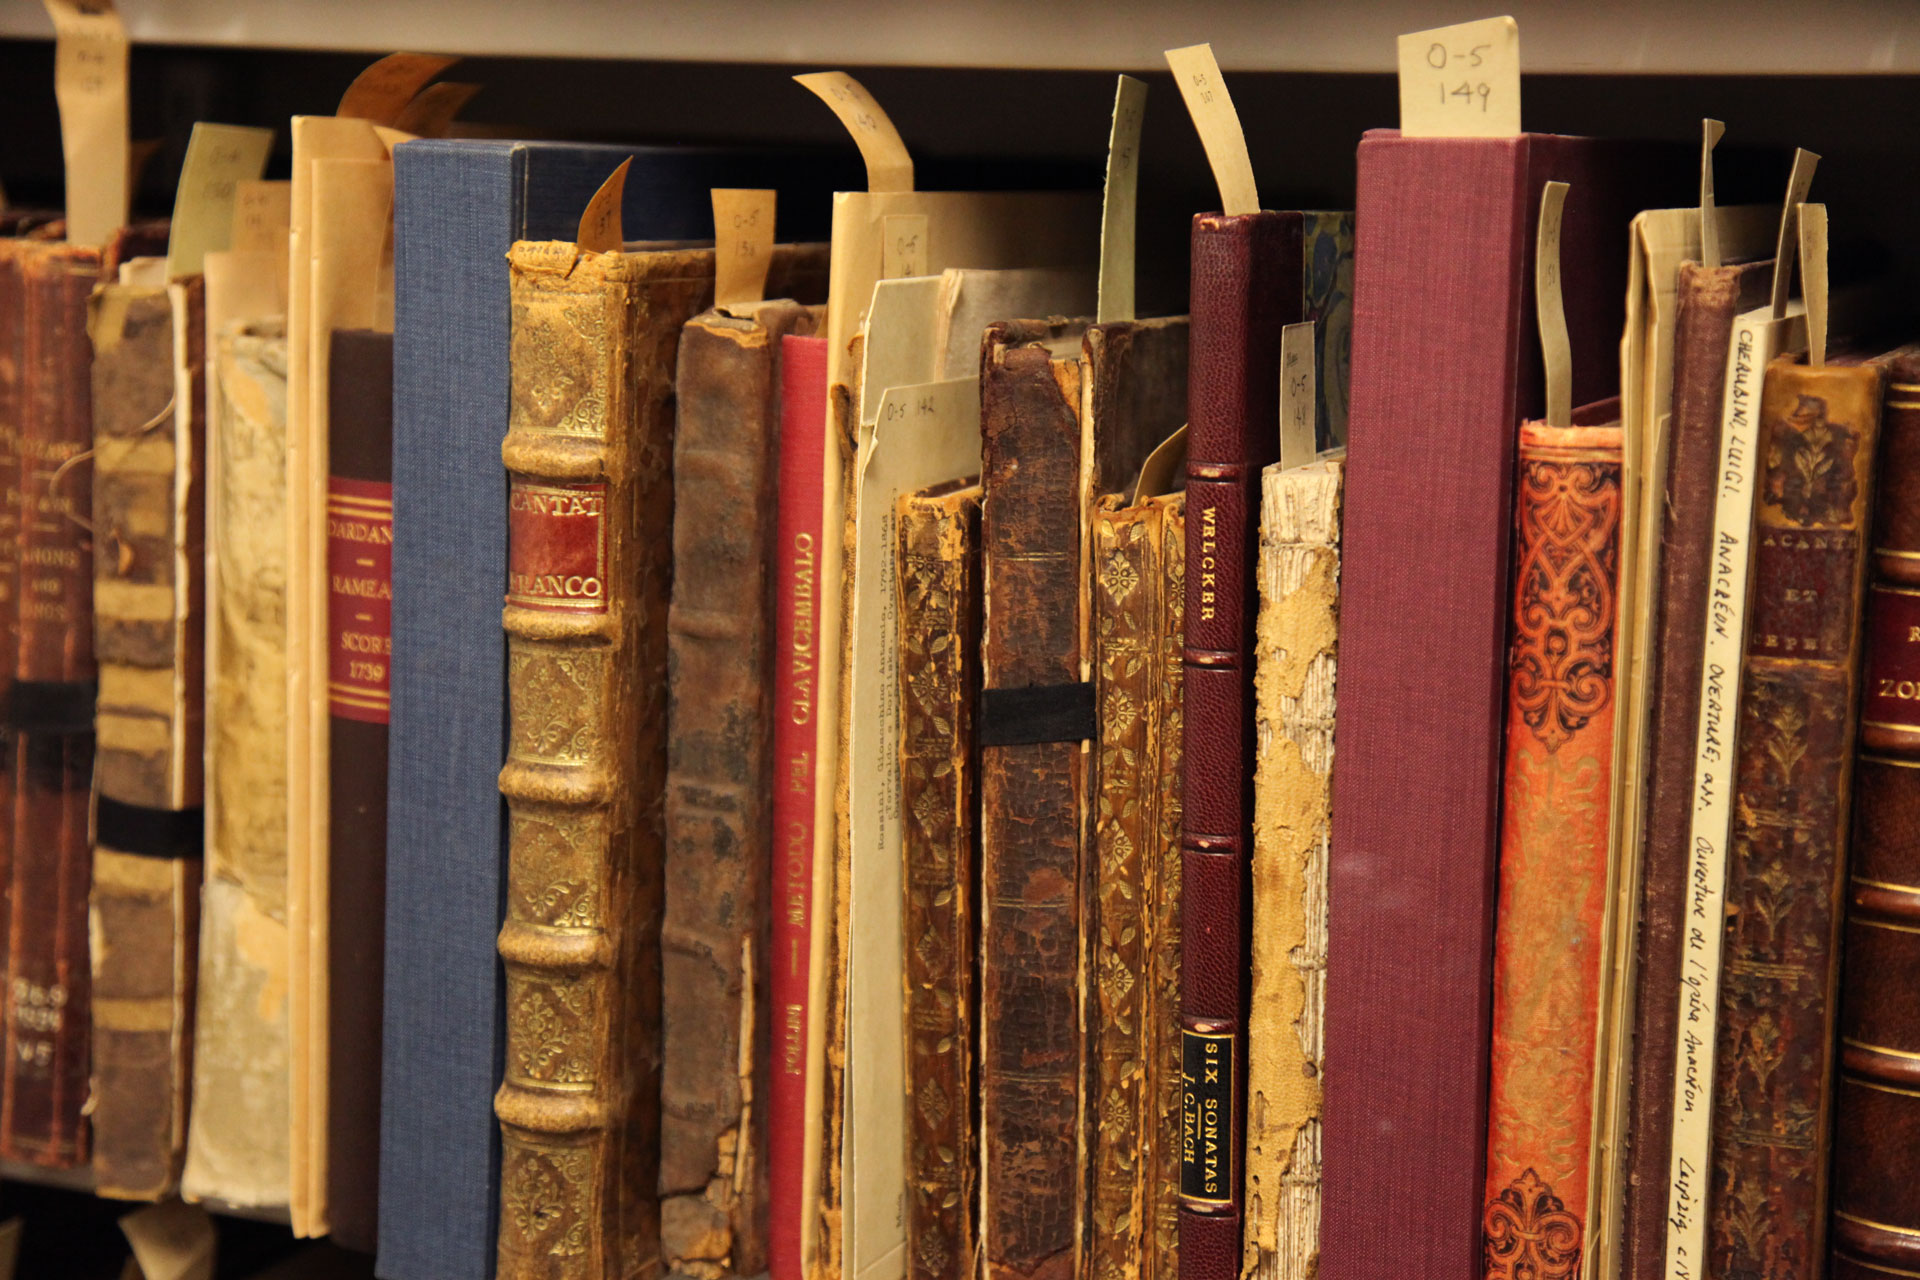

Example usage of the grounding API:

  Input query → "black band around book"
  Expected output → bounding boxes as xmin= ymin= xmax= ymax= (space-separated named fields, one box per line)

xmin=95 ymin=795 xmax=204 ymax=860
xmin=6 ymin=679 xmax=97 ymax=735
xmin=977 ymin=682 xmax=1095 ymax=747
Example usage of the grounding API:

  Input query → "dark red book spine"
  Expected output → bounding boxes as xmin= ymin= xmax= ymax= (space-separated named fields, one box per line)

xmin=1178 ymin=211 xmax=1299 ymax=1280
xmin=1322 ymin=131 xmax=1634 ymax=1280
xmin=769 ymin=333 xmax=828 ymax=1280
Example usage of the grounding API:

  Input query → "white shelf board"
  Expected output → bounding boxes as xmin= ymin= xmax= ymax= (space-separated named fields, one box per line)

xmin=5 ymin=0 xmax=1920 ymax=74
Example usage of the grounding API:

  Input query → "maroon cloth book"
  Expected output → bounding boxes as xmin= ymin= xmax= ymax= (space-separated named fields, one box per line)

xmin=1321 ymin=131 xmax=1642 ymax=1280
xmin=1178 ymin=211 xmax=1301 ymax=1280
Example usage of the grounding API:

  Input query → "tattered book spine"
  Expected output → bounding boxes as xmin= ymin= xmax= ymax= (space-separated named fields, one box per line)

xmin=897 ymin=481 xmax=981 ymax=1280
xmin=89 ymin=276 xmax=207 ymax=1200
xmin=1243 ymin=459 xmax=1341 ymax=1280
xmin=1482 ymin=419 xmax=1623 ymax=1279
xmin=1708 ymin=355 xmax=1882 ymax=1280
xmin=1088 ymin=491 xmax=1186 ymax=1280
xmin=183 ymin=319 xmax=290 ymax=1209
xmin=497 ymin=241 xmax=712 ymax=1280
xmin=1831 ymin=353 xmax=1920 ymax=1279
xmin=662 ymin=302 xmax=815 ymax=1280
xmin=978 ymin=323 xmax=1085 ymax=1280
xmin=3 ymin=241 xmax=103 ymax=1167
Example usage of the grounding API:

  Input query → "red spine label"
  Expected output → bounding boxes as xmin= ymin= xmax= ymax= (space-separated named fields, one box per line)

xmin=1864 ymin=583 xmax=1920 ymax=734
xmin=769 ymin=335 xmax=827 ymax=1280
xmin=328 ymin=477 xmax=394 ymax=724
xmin=506 ymin=479 xmax=609 ymax=612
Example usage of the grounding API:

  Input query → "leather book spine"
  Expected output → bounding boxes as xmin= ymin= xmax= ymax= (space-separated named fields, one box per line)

xmin=979 ymin=323 xmax=1086 ymax=1280
xmin=769 ymin=333 xmax=828 ymax=1280
xmin=1180 ymin=211 xmax=1300 ymax=1280
xmin=324 ymin=328 xmax=394 ymax=1251
xmin=0 ymin=243 xmax=30 ymax=1141
xmin=1087 ymin=494 xmax=1165 ymax=1280
xmin=497 ymin=241 xmax=712 ymax=1280
xmin=896 ymin=480 xmax=981 ymax=1280
xmin=1149 ymin=497 xmax=1187 ymax=1280
xmin=662 ymin=301 xmax=814 ymax=1280
xmin=1242 ymin=459 xmax=1342 ymax=1280
xmin=1828 ymin=350 xmax=1920 ymax=1279
xmin=1482 ymin=418 xmax=1623 ymax=1278
xmin=3 ymin=241 xmax=103 ymax=1167
xmin=183 ymin=319 xmax=291 ymax=1209
xmin=89 ymin=276 xmax=207 ymax=1200
xmin=1707 ymin=354 xmax=1882 ymax=1280
xmin=1619 ymin=259 xmax=1770 ymax=1280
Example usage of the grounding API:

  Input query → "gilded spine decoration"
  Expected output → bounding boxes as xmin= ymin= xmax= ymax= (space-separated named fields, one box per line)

xmin=497 ymin=240 xmax=713 ymax=1280
xmin=896 ymin=481 xmax=981 ymax=1280
xmin=1708 ymin=357 xmax=1882 ymax=1280
xmin=1482 ymin=419 xmax=1624 ymax=1280
xmin=1242 ymin=459 xmax=1341 ymax=1280
xmin=1148 ymin=500 xmax=1185 ymax=1280
xmin=1087 ymin=491 xmax=1185 ymax=1280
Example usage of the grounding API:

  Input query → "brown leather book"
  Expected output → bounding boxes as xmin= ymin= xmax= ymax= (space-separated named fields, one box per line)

xmin=89 ymin=271 xmax=208 ymax=1200
xmin=1707 ymin=351 xmax=1884 ymax=1280
xmin=324 ymin=328 xmax=394 ymax=1250
xmin=1482 ymin=409 xmax=1623 ymax=1277
xmin=1088 ymin=488 xmax=1185 ymax=1280
xmin=660 ymin=292 xmax=821 ymax=1280
xmin=3 ymin=238 xmax=105 ymax=1167
xmin=1619 ymin=257 xmax=1771 ymax=1278
xmin=497 ymin=239 xmax=711 ymax=1279
xmin=978 ymin=318 xmax=1087 ymax=1280
xmin=896 ymin=479 xmax=981 ymax=1280
xmin=1830 ymin=348 xmax=1920 ymax=1279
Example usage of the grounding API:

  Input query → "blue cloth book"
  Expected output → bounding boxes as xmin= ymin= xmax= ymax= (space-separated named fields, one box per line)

xmin=381 ymin=140 xmax=840 ymax=1280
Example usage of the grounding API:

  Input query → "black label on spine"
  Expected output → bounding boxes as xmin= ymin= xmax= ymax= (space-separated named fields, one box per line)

xmin=1179 ymin=1029 xmax=1234 ymax=1204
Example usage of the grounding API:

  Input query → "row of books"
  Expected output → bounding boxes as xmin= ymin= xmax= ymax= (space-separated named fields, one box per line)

xmin=4 ymin=23 xmax=1917 ymax=1280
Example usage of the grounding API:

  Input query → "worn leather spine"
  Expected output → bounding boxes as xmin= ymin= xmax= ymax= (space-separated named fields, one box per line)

xmin=1242 ymin=458 xmax=1341 ymax=1280
xmin=1829 ymin=350 xmax=1920 ymax=1279
xmin=0 ymin=241 xmax=30 ymax=1131
xmin=1707 ymin=354 xmax=1882 ymax=1280
xmin=1181 ymin=213 xmax=1301 ymax=1280
xmin=497 ymin=240 xmax=717 ymax=1280
xmin=325 ymin=328 xmax=395 ymax=1251
xmin=89 ymin=275 xmax=207 ymax=1200
xmin=1482 ymin=415 xmax=1623 ymax=1280
xmin=1088 ymin=489 xmax=1187 ymax=1280
xmin=3 ymin=240 xmax=103 ymax=1167
xmin=183 ymin=318 xmax=291 ymax=1209
xmin=662 ymin=297 xmax=818 ymax=1280
xmin=1620 ymin=259 xmax=1771 ymax=1280
xmin=896 ymin=480 xmax=981 ymax=1280
xmin=979 ymin=321 xmax=1086 ymax=1280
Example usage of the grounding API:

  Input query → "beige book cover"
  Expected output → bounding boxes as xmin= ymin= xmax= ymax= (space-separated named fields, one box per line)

xmin=808 ymin=192 xmax=1097 ymax=1280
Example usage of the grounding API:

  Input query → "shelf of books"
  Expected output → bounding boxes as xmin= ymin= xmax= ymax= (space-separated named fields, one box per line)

xmin=3 ymin=5 xmax=1920 ymax=1279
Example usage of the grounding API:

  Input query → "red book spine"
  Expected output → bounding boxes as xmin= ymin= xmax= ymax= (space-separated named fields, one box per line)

xmin=1179 ymin=210 xmax=1299 ymax=1280
xmin=1482 ymin=415 xmax=1623 ymax=1278
xmin=769 ymin=333 xmax=828 ymax=1280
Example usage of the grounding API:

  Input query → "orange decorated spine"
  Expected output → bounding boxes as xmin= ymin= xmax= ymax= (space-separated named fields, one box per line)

xmin=1481 ymin=412 xmax=1623 ymax=1279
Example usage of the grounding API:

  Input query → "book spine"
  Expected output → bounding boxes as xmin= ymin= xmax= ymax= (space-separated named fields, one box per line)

xmin=1706 ymin=355 xmax=1881 ymax=1280
xmin=1242 ymin=461 xmax=1341 ymax=1280
xmin=769 ymin=333 xmax=828 ymax=1280
xmin=1149 ymin=497 xmax=1186 ymax=1280
xmin=1619 ymin=261 xmax=1755 ymax=1280
xmin=497 ymin=242 xmax=660 ymax=1280
xmin=897 ymin=481 xmax=981 ymax=1280
xmin=1180 ymin=211 xmax=1297 ymax=1280
xmin=324 ymin=328 xmax=394 ymax=1252
xmin=3 ymin=242 xmax=102 ymax=1168
xmin=183 ymin=319 xmax=291 ymax=1209
xmin=662 ymin=306 xmax=810 ymax=1280
xmin=979 ymin=327 xmax=1085 ymax=1280
xmin=0 ymin=245 xmax=24 ymax=1037
xmin=1088 ymin=496 xmax=1166 ymax=1280
xmin=1482 ymin=423 xmax=1623 ymax=1274
xmin=89 ymin=277 xmax=207 ymax=1200
xmin=1661 ymin=310 xmax=1798 ymax=1274
xmin=1831 ymin=356 xmax=1920 ymax=1279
